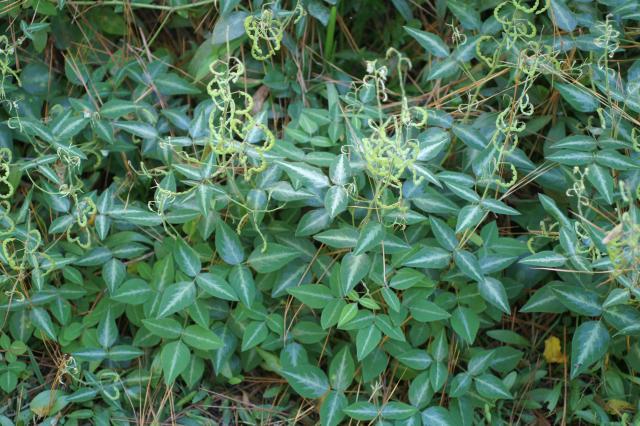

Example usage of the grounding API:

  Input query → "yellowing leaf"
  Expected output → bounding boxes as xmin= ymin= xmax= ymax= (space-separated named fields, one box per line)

xmin=543 ymin=336 xmax=565 ymax=364
xmin=605 ymin=399 xmax=635 ymax=415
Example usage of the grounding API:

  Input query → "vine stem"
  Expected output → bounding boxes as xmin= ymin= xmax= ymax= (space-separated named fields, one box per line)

xmin=68 ymin=0 xmax=216 ymax=11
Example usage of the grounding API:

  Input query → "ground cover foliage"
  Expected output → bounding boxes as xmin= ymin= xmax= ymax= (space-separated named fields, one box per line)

xmin=0 ymin=0 xmax=640 ymax=424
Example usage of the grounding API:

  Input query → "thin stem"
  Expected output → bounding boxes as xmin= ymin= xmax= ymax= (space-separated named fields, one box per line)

xmin=324 ymin=5 xmax=337 ymax=62
xmin=68 ymin=0 xmax=216 ymax=11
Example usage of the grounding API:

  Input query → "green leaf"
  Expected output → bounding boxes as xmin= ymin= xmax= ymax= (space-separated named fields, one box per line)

xmin=101 ymin=99 xmax=140 ymax=119
xmin=519 ymin=251 xmax=567 ymax=267
xmin=546 ymin=150 xmax=593 ymax=166
xmin=298 ymin=109 xmax=331 ymax=134
xmin=296 ymin=209 xmax=331 ymax=236
xmin=412 ymin=188 xmax=459 ymax=216
xmin=381 ymin=287 xmax=401 ymax=312
xmin=455 ymin=204 xmax=484 ymax=233
xmin=30 ymin=390 xmax=69 ymax=418
xmin=292 ymin=321 xmax=327 ymax=344
xmin=381 ymin=401 xmax=417 ymax=420
xmin=452 ymin=124 xmax=488 ymax=151
xmin=229 ymin=265 xmax=256 ymax=307
xmin=97 ymin=314 xmax=118 ymax=349
xmin=427 ymin=58 xmax=458 ymax=81
xmin=276 ymin=160 xmax=330 ymax=188
xmin=215 ymin=221 xmax=245 ymax=265
xmin=329 ymin=154 xmax=351 ymax=185
xmin=356 ymin=324 xmax=382 ymax=360
xmin=174 ymin=238 xmax=201 ymax=277
xmin=429 ymin=216 xmax=458 ymax=251
xmin=520 ymin=284 xmax=567 ymax=313
xmin=467 ymin=349 xmax=496 ymax=375
xmin=183 ymin=325 xmax=224 ymax=350
xmin=142 ymin=318 xmax=183 ymax=339
xmin=430 ymin=330 xmax=449 ymax=363
xmin=210 ymin=11 xmax=248 ymax=44
xmin=270 ymin=181 xmax=315 ymax=201
xmin=288 ymin=284 xmax=334 ymax=309
xmin=219 ymin=0 xmax=240 ymax=16
xmin=474 ymin=374 xmax=513 ymax=400
xmin=113 ymin=121 xmax=158 ymax=139
xmin=538 ymin=193 xmax=572 ymax=228
xmin=182 ymin=356 xmax=205 ymax=388
xmin=102 ymin=258 xmax=126 ymax=294
xmin=417 ymin=127 xmax=450 ymax=160
xmin=410 ymin=300 xmax=451 ymax=322
xmin=412 ymin=162 xmax=442 ymax=188
xmin=450 ymin=307 xmax=479 ymax=344
xmin=404 ymin=27 xmax=449 ymax=58
xmin=161 ymin=340 xmax=190 ymax=385
xmin=446 ymin=183 xmax=480 ymax=203
xmin=195 ymin=273 xmax=238 ymax=301
xmin=313 ymin=227 xmax=358 ymax=248
xmin=595 ymin=150 xmax=640 ymax=170
xmin=248 ymin=243 xmax=300 ymax=273
xmin=354 ymin=221 xmax=385 ymax=255
xmin=603 ymin=288 xmax=630 ymax=309
xmin=241 ymin=321 xmax=268 ymax=351
xmin=0 ymin=371 xmax=17 ymax=393
xmin=551 ymin=135 xmax=597 ymax=151
xmin=109 ymin=206 xmax=163 ymax=226
xmin=479 ymin=254 xmax=518 ymax=274
xmin=449 ymin=372 xmax=472 ymax=397
xmin=154 ymin=73 xmax=199 ymax=96
xmin=481 ymin=199 xmax=520 ymax=215
xmin=390 ymin=268 xmax=428 ymax=290
xmin=337 ymin=303 xmax=359 ymax=328
xmin=453 ymin=250 xmax=484 ymax=282
xmin=321 ymin=299 xmax=345 ymax=329
xmin=478 ymin=277 xmax=510 ymax=314
xmin=281 ymin=364 xmax=330 ymax=398
xmin=550 ymin=0 xmax=577 ymax=32
xmin=391 ymin=0 xmax=413 ymax=20
xmin=14 ymin=115 xmax=52 ymax=142
xmin=31 ymin=308 xmax=57 ymax=341
xmin=421 ymin=406 xmax=454 ymax=426
xmin=430 ymin=361 xmax=448 ymax=391
xmin=308 ymin=0 xmax=330 ymax=25
xmin=329 ymin=346 xmax=355 ymax=391
xmin=72 ymin=348 xmax=108 ymax=362
xmin=409 ymin=371 xmax=433 ymax=408
xmin=396 ymin=350 xmax=433 ymax=370
xmin=156 ymin=282 xmax=196 ymax=318
xmin=447 ymin=0 xmax=481 ymax=29
xmin=324 ymin=185 xmax=349 ymax=218
xmin=586 ymin=163 xmax=614 ymax=204
xmin=152 ymin=251 xmax=175 ymax=291
xmin=402 ymin=246 xmax=451 ymax=269
xmin=551 ymin=284 xmax=602 ymax=316
xmin=375 ymin=315 xmax=405 ymax=341
xmin=555 ymin=82 xmax=598 ymax=112
xmin=570 ymin=321 xmax=610 ymax=379
xmin=344 ymin=402 xmax=380 ymax=421
xmin=111 ymin=278 xmax=152 ymax=305
xmin=320 ymin=391 xmax=348 ymax=426
xmin=340 ymin=253 xmax=371 ymax=296
xmin=51 ymin=114 xmax=89 ymax=140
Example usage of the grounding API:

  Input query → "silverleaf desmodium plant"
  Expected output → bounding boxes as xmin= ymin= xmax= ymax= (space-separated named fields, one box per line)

xmin=1 ymin=0 xmax=640 ymax=424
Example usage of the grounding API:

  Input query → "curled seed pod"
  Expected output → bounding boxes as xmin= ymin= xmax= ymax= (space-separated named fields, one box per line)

xmin=207 ymin=57 xmax=275 ymax=180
